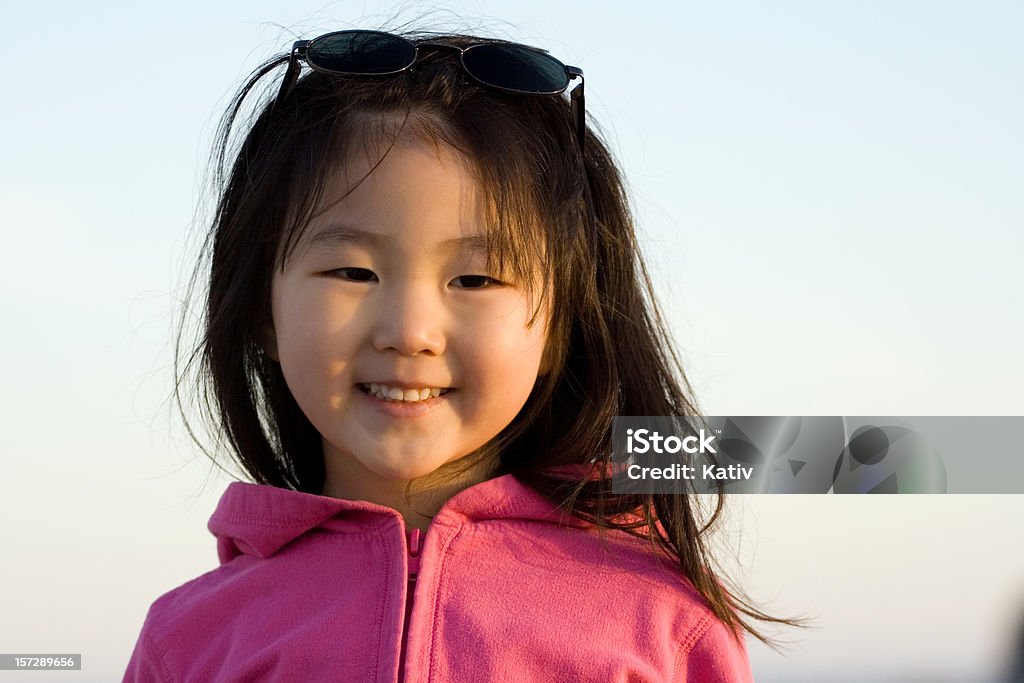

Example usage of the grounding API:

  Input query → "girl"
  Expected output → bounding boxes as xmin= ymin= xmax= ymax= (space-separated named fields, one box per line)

xmin=125 ymin=28 xmax=784 ymax=682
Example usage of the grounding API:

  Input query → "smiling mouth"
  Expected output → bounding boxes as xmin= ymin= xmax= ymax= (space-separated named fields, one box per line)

xmin=357 ymin=383 xmax=454 ymax=403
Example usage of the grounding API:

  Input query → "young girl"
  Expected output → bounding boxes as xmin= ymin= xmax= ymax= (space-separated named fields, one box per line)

xmin=125 ymin=28 xmax=782 ymax=682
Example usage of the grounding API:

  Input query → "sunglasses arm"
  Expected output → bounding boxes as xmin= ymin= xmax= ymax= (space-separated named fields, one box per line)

xmin=273 ymin=40 xmax=310 ymax=112
xmin=567 ymin=66 xmax=585 ymax=151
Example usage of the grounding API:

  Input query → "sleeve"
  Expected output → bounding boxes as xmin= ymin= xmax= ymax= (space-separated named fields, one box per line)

xmin=674 ymin=615 xmax=754 ymax=683
xmin=122 ymin=616 xmax=174 ymax=683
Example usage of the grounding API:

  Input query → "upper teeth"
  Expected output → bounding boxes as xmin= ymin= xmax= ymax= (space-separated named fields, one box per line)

xmin=365 ymin=383 xmax=446 ymax=402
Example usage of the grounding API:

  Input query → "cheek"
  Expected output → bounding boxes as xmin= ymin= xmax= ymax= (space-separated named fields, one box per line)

xmin=275 ymin=283 xmax=353 ymax=347
xmin=273 ymin=289 xmax=357 ymax=396
xmin=463 ymin=311 xmax=549 ymax=390
xmin=275 ymin=297 xmax=324 ymax=359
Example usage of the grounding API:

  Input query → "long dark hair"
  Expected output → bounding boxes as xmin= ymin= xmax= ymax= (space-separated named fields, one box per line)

xmin=176 ymin=30 xmax=798 ymax=645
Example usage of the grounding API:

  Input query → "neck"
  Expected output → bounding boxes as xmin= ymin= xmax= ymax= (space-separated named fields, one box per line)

xmin=320 ymin=447 xmax=498 ymax=532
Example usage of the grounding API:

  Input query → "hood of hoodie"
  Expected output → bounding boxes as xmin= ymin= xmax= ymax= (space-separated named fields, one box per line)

xmin=208 ymin=473 xmax=589 ymax=564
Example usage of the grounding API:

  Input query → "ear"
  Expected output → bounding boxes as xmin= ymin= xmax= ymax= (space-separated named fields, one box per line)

xmin=261 ymin=322 xmax=279 ymax=362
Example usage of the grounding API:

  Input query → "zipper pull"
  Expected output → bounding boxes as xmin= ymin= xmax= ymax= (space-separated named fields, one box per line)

xmin=407 ymin=528 xmax=422 ymax=579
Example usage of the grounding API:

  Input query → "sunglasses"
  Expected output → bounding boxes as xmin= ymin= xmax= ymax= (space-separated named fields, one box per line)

xmin=273 ymin=30 xmax=586 ymax=149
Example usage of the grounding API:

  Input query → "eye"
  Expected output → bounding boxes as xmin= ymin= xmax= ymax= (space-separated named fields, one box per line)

xmin=452 ymin=275 xmax=502 ymax=289
xmin=328 ymin=267 xmax=377 ymax=282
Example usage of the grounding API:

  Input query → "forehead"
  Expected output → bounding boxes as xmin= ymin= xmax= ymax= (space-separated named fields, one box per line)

xmin=293 ymin=136 xmax=489 ymax=258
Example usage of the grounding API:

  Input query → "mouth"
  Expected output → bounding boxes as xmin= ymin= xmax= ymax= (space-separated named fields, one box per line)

xmin=357 ymin=383 xmax=455 ymax=403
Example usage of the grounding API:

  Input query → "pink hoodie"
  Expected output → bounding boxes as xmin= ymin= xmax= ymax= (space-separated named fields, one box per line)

xmin=124 ymin=474 xmax=753 ymax=681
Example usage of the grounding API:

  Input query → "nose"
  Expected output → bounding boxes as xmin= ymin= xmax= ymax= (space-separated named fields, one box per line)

xmin=370 ymin=279 xmax=446 ymax=356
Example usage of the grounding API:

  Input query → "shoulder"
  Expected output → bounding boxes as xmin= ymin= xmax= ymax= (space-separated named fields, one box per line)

xmin=122 ymin=562 xmax=252 ymax=682
xmin=123 ymin=606 xmax=174 ymax=683
xmin=122 ymin=581 xmax=198 ymax=683
xmin=672 ymin=611 xmax=754 ymax=683
xmin=591 ymin=529 xmax=754 ymax=682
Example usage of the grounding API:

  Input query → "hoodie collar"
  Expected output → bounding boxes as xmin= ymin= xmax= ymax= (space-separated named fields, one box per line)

xmin=209 ymin=474 xmax=585 ymax=563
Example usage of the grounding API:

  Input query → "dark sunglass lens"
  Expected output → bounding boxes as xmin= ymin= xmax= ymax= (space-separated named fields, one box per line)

xmin=308 ymin=31 xmax=416 ymax=74
xmin=462 ymin=44 xmax=569 ymax=94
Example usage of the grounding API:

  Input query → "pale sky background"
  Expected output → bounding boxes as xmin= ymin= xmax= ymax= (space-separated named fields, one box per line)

xmin=1 ymin=1 xmax=1022 ymax=681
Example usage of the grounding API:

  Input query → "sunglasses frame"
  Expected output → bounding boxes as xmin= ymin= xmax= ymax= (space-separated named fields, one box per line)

xmin=273 ymin=30 xmax=586 ymax=149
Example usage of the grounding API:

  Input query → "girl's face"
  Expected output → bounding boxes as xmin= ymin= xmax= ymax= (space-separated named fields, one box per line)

xmin=267 ymin=137 xmax=550 ymax=489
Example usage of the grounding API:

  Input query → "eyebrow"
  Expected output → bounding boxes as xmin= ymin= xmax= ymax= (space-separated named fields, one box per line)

xmin=301 ymin=223 xmax=489 ymax=256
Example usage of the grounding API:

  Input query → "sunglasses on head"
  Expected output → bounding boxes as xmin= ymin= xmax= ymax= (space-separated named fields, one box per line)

xmin=274 ymin=30 xmax=586 ymax=149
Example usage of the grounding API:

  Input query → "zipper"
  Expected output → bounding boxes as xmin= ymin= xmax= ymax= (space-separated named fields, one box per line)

xmin=407 ymin=528 xmax=422 ymax=579
xmin=398 ymin=528 xmax=422 ymax=681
